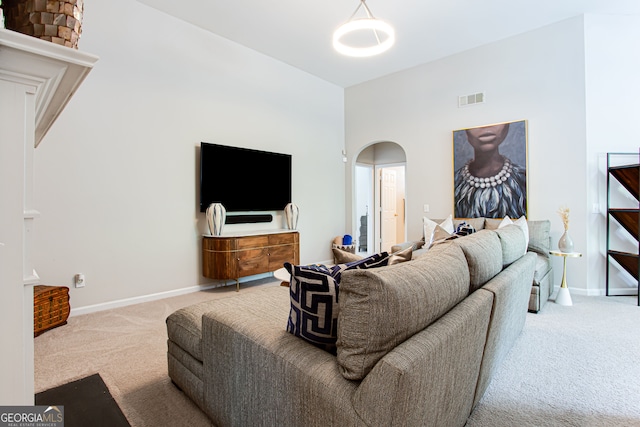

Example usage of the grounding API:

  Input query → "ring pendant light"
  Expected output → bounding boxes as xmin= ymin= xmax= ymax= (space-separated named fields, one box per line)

xmin=333 ymin=0 xmax=395 ymax=57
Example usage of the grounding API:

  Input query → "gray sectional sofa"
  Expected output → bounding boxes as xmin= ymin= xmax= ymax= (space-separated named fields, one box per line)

xmin=166 ymin=222 xmax=538 ymax=426
xmin=392 ymin=217 xmax=554 ymax=313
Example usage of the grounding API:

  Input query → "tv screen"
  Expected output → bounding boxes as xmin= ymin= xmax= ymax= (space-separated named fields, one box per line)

xmin=199 ymin=143 xmax=292 ymax=213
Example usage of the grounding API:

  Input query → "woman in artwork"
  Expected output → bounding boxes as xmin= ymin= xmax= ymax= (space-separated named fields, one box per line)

xmin=454 ymin=122 xmax=526 ymax=218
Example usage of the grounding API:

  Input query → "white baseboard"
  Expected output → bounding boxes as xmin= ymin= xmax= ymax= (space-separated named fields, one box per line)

xmin=601 ymin=287 xmax=639 ymax=296
xmin=69 ymin=273 xmax=273 ymax=317
xmin=554 ymin=286 xmax=638 ymax=297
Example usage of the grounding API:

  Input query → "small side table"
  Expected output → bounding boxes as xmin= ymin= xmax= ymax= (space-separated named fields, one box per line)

xmin=273 ymin=267 xmax=290 ymax=287
xmin=549 ymin=250 xmax=583 ymax=306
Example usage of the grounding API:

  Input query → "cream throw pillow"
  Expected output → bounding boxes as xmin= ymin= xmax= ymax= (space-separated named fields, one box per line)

xmin=388 ymin=246 xmax=413 ymax=264
xmin=423 ymin=215 xmax=454 ymax=248
xmin=499 ymin=215 xmax=529 ymax=254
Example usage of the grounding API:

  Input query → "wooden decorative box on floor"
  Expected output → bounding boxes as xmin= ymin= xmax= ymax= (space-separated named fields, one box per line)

xmin=34 ymin=285 xmax=70 ymax=337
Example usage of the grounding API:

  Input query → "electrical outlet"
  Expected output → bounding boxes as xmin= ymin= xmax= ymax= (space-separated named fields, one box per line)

xmin=75 ymin=273 xmax=85 ymax=288
xmin=424 ymin=204 xmax=430 ymax=213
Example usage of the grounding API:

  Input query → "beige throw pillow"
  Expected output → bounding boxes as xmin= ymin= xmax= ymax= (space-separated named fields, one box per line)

xmin=333 ymin=247 xmax=413 ymax=265
xmin=423 ymin=215 xmax=454 ymax=247
xmin=332 ymin=248 xmax=363 ymax=264
xmin=388 ymin=246 xmax=413 ymax=264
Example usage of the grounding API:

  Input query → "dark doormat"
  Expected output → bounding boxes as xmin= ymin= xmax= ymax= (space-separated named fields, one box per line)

xmin=35 ymin=373 xmax=130 ymax=427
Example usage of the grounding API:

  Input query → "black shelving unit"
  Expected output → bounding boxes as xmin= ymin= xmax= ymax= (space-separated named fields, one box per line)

xmin=606 ymin=152 xmax=640 ymax=306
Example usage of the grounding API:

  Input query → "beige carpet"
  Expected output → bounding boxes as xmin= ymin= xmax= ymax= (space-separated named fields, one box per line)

xmin=35 ymin=280 xmax=640 ymax=427
xmin=35 ymin=278 xmax=279 ymax=427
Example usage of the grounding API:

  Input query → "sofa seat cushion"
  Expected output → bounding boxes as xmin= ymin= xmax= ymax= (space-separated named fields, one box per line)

xmin=533 ymin=253 xmax=552 ymax=285
xmin=336 ymin=243 xmax=470 ymax=380
xmin=201 ymin=286 xmax=366 ymax=427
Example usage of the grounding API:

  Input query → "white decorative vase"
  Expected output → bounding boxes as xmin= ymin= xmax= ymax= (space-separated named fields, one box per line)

xmin=284 ymin=203 xmax=299 ymax=230
xmin=206 ymin=203 xmax=226 ymax=236
xmin=558 ymin=230 xmax=573 ymax=253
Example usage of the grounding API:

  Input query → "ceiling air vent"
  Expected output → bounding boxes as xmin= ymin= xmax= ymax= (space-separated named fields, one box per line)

xmin=458 ymin=92 xmax=485 ymax=107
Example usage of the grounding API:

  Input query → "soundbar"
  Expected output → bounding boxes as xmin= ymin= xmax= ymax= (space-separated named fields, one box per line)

xmin=225 ymin=214 xmax=273 ymax=224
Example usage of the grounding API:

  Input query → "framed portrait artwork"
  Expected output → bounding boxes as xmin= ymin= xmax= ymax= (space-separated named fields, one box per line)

xmin=452 ymin=120 xmax=528 ymax=219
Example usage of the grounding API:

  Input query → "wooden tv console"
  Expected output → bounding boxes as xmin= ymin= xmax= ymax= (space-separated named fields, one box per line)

xmin=202 ymin=230 xmax=299 ymax=291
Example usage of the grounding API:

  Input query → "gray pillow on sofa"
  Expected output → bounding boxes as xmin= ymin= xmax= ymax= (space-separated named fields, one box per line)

xmin=494 ymin=224 xmax=527 ymax=267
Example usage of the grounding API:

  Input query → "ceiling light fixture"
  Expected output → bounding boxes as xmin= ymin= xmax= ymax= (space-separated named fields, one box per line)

xmin=333 ymin=0 xmax=395 ymax=58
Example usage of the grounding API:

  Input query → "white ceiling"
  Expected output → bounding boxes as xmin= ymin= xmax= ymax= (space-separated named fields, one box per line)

xmin=137 ymin=0 xmax=640 ymax=88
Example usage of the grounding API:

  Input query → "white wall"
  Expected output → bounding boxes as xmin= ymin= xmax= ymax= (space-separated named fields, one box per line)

xmin=346 ymin=17 xmax=591 ymax=294
xmin=585 ymin=14 xmax=640 ymax=295
xmin=33 ymin=0 xmax=345 ymax=311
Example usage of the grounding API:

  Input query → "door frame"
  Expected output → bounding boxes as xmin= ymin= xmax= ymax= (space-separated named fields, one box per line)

xmin=354 ymin=163 xmax=374 ymax=255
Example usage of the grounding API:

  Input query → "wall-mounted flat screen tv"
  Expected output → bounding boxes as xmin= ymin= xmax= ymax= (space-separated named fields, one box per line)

xmin=199 ymin=142 xmax=292 ymax=213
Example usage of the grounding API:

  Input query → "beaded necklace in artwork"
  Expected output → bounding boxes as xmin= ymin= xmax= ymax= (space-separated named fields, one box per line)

xmin=459 ymin=156 xmax=512 ymax=189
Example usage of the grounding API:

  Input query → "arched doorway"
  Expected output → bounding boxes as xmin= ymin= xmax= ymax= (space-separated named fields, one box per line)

xmin=354 ymin=142 xmax=407 ymax=255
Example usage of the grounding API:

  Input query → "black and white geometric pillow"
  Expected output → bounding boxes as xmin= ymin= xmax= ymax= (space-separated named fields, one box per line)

xmin=454 ymin=221 xmax=476 ymax=237
xmin=285 ymin=252 xmax=390 ymax=352
xmin=437 ymin=221 xmax=477 ymax=245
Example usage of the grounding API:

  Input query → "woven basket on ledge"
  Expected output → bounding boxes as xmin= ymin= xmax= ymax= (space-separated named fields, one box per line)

xmin=34 ymin=285 xmax=70 ymax=337
xmin=2 ymin=0 xmax=83 ymax=49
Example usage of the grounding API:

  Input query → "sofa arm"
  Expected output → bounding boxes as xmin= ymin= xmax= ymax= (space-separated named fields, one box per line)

xmin=352 ymin=290 xmax=493 ymax=427
xmin=473 ymin=252 xmax=535 ymax=406
xmin=200 ymin=286 xmax=365 ymax=427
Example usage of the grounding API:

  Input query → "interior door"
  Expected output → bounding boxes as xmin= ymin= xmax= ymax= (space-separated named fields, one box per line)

xmin=380 ymin=168 xmax=397 ymax=253
xmin=355 ymin=143 xmax=407 ymax=256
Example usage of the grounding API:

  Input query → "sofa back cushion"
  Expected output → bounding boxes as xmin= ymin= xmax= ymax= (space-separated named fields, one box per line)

xmin=527 ymin=220 xmax=551 ymax=256
xmin=451 ymin=229 xmax=503 ymax=293
xmin=336 ymin=243 xmax=470 ymax=380
xmin=484 ymin=218 xmax=503 ymax=230
xmin=494 ymin=224 xmax=527 ymax=267
xmin=486 ymin=218 xmax=551 ymax=256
